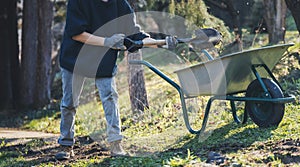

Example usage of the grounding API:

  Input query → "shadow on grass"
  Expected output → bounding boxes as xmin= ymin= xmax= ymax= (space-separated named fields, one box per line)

xmin=169 ymin=120 xmax=276 ymax=156
xmin=92 ymin=120 xmax=277 ymax=166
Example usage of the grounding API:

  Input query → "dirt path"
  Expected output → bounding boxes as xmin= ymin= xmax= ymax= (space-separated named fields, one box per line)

xmin=0 ymin=128 xmax=59 ymax=145
xmin=0 ymin=128 xmax=58 ymax=139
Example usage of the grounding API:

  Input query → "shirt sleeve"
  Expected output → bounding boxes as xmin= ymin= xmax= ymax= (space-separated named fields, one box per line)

xmin=118 ymin=0 xmax=149 ymax=38
xmin=64 ymin=0 xmax=89 ymax=37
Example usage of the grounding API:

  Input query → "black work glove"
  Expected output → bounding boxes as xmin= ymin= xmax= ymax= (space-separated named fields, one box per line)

xmin=124 ymin=32 xmax=149 ymax=53
xmin=104 ymin=34 xmax=126 ymax=50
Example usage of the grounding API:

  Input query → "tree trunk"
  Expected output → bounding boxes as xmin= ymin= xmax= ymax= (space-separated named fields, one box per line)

xmin=263 ymin=0 xmax=287 ymax=44
xmin=36 ymin=0 xmax=53 ymax=106
xmin=222 ymin=0 xmax=243 ymax=51
xmin=204 ymin=0 xmax=243 ymax=51
xmin=127 ymin=51 xmax=149 ymax=114
xmin=127 ymin=0 xmax=149 ymax=114
xmin=222 ymin=0 xmax=241 ymax=35
xmin=20 ymin=0 xmax=53 ymax=108
xmin=285 ymin=0 xmax=300 ymax=34
xmin=0 ymin=0 xmax=19 ymax=112
xmin=20 ymin=0 xmax=38 ymax=107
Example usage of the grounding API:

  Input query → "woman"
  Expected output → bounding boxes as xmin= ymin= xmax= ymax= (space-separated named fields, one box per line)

xmin=56 ymin=0 xmax=155 ymax=160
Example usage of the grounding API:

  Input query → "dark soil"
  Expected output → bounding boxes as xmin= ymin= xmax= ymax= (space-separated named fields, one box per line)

xmin=0 ymin=136 xmax=111 ymax=166
xmin=256 ymin=138 xmax=300 ymax=165
xmin=1 ymin=136 xmax=299 ymax=166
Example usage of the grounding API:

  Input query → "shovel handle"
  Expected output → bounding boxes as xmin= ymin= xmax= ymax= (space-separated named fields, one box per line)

xmin=142 ymin=39 xmax=166 ymax=46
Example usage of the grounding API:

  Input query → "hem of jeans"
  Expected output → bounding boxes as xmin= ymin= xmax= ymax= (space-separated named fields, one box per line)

xmin=107 ymin=135 xmax=123 ymax=143
xmin=58 ymin=139 xmax=74 ymax=146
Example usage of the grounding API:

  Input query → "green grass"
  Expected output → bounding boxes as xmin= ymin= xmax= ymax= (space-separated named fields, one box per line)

xmin=4 ymin=89 xmax=298 ymax=166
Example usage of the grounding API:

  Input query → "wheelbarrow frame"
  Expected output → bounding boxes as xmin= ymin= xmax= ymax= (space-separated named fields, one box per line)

xmin=129 ymin=44 xmax=295 ymax=134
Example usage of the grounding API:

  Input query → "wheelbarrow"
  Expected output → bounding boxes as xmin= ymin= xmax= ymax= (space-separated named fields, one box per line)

xmin=126 ymin=32 xmax=295 ymax=134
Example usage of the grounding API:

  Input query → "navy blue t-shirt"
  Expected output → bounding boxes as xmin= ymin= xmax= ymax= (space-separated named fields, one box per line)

xmin=59 ymin=0 xmax=148 ymax=78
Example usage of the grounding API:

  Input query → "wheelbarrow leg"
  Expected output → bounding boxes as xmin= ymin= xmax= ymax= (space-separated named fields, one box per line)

xmin=129 ymin=60 xmax=211 ymax=134
xmin=181 ymin=94 xmax=216 ymax=134
xmin=169 ymin=79 xmax=216 ymax=134
xmin=230 ymin=100 xmax=238 ymax=123
xmin=230 ymin=100 xmax=247 ymax=124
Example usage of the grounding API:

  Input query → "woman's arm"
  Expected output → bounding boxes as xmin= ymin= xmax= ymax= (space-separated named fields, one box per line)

xmin=74 ymin=32 xmax=159 ymax=48
xmin=72 ymin=32 xmax=106 ymax=46
xmin=72 ymin=32 xmax=126 ymax=50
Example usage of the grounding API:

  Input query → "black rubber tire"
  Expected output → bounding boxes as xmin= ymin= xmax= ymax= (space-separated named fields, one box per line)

xmin=245 ymin=78 xmax=285 ymax=128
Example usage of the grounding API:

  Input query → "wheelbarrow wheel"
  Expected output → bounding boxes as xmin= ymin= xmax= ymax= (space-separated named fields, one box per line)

xmin=245 ymin=78 xmax=285 ymax=128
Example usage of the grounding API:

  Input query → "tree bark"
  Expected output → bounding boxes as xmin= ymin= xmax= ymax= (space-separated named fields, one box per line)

xmin=0 ymin=0 xmax=19 ymax=111
xmin=36 ymin=0 xmax=53 ymax=106
xmin=204 ymin=0 xmax=243 ymax=51
xmin=285 ymin=0 xmax=300 ymax=34
xmin=20 ymin=0 xmax=38 ymax=107
xmin=263 ymin=0 xmax=287 ymax=44
xmin=127 ymin=51 xmax=149 ymax=114
xmin=127 ymin=0 xmax=149 ymax=114
xmin=20 ymin=0 xmax=53 ymax=108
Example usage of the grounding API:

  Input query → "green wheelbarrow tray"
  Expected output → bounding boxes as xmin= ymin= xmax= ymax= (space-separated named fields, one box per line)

xmin=174 ymin=43 xmax=294 ymax=96
xmin=129 ymin=43 xmax=295 ymax=134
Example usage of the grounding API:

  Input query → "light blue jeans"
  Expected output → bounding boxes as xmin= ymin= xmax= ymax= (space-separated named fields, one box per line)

xmin=58 ymin=68 xmax=123 ymax=146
